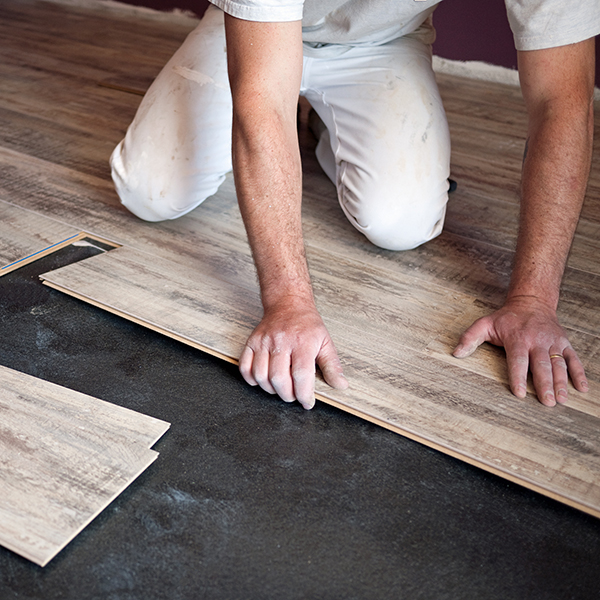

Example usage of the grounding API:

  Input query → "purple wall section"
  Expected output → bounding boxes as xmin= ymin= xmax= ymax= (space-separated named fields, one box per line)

xmin=432 ymin=0 xmax=517 ymax=69
xmin=120 ymin=0 xmax=598 ymax=85
xmin=432 ymin=0 xmax=600 ymax=86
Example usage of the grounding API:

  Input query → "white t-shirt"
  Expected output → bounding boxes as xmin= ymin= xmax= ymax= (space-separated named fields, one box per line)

xmin=209 ymin=0 xmax=600 ymax=53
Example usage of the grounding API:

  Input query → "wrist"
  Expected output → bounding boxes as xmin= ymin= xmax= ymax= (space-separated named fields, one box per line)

xmin=503 ymin=293 xmax=558 ymax=315
xmin=261 ymin=285 xmax=315 ymax=313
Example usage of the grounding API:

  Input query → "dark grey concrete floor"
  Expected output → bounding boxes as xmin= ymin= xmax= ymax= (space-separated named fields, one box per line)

xmin=1 ymin=246 xmax=600 ymax=600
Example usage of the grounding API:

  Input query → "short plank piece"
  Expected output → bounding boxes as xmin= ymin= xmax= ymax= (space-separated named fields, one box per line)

xmin=0 ymin=198 xmax=120 ymax=277
xmin=41 ymin=247 xmax=600 ymax=519
xmin=0 ymin=365 xmax=170 ymax=567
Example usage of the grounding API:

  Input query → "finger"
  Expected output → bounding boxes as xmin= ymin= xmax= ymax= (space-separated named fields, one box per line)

xmin=563 ymin=346 xmax=589 ymax=393
xmin=290 ymin=350 xmax=317 ymax=410
xmin=505 ymin=348 xmax=530 ymax=400
xmin=529 ymin=348 xmax=556 ymax=407
xmin=316 ymin=338 xmax=348 ymax=391
xmin=453 ymin=317 xmax=492 ymax=358
xmin=239 ymin=345 xmax=258 ymax=386
xmin=269 ymin=349 xmax=296 ymax=403
xmin=251 ymin=346 xmax=277 ymax=395
xmin=549 ymin=351 xmax=569 ymax=404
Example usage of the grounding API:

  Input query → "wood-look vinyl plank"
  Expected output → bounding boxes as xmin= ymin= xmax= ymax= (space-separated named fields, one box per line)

xmin=0 ymin=70 xmax=141 ymax=143
xmin=0 ymin=105 xmax=117 ymax=180
xmin=323 ymin=334 xmax=600 ymax=494
xmin=41 ymin=239 xmax=477 ymax=358
xmin=0 ymin=364 xmax=170 ymax=567
xmin=444 ymin=188 xmax=600 ymax=277
xmin=40 ymin=246 xmax=600 ymax=519
xmin=0 ymin=2 xmax=191 ymax=80
xmin=425 ymin=311 xmax=600 ymax=419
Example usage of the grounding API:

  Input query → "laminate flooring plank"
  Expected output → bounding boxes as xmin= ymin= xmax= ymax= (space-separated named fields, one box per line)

xmin=323 ymin=317 xmax=600 ymax=518
xmin=97 ymin=75 xmax=155 ymax=96
xmin=0 ymin=364 xmax=170 ymax=566
xmin=0 ymin=0 xmax=193 ymax=82
xmin=39 ymin=247 xmax=600 ymax=519
xmin=443 ymin=187 xmax=600 ymax=277
xmin=425 ymin=309 xmax=600 ymax=418
xmin=0 ymin=65 xmax=142 ymax=144
xmin=0 ymin=105 xmax=117 ymax=180
xmin=40 ymin=243 xmax=478 ymax=357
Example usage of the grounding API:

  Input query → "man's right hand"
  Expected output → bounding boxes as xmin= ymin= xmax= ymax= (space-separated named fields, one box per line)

xmin=239 ymin=298 xmax=348 ymax=410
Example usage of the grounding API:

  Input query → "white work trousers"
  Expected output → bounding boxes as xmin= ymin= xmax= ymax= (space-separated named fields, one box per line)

xmin=110 ymin=6 xmax=451 ymax=251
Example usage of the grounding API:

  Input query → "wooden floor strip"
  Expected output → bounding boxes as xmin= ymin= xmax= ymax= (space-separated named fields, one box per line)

xmin=0 ymin=200 xmax=82 ymax=268
xmin=0 ymin=364 xmax=170 ymax=567
xmin=40 ymin=246 xmax=600 ymax=519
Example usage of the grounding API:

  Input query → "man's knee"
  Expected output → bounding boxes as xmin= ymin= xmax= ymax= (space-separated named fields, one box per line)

xmin=361 ymin=205 xmax=447 ymax=250
xmin=110 ymin=141 xmax=226 ymax=222
xmin=339 ymin=180 xmax=449 ymax=251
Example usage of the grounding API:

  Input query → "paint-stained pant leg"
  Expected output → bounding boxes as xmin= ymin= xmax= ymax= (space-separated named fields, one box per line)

xmin=110 ymin=6 xmax=232 ymax=222
xmin=301 ymin=36 xmax=451 ymax=251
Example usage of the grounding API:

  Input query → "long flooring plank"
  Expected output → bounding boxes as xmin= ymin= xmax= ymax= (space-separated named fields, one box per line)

xmin=2 ymin=143 xmax=599 ymax=345
xmin=40 ymin=246 xmax=600 ymax=518
xmin=0 ymin=364 xmax=170 ymax=567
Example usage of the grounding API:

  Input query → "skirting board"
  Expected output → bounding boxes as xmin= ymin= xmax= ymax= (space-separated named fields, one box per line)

xmin=41 ymin=246 xmax=600 ymax=520
xmin=0 ymin=364 xmax=170 ymax=567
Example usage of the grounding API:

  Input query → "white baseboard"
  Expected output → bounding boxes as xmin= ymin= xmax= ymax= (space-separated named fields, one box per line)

xmin=432 ymin=56 xmax=520 ymax=86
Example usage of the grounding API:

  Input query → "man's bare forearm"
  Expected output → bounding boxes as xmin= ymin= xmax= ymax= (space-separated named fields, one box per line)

xmin=509 ymin=76 xmax=594 ymax=308
xmin=225 ymin=16 xmax=311 ymax=309
xmin=454 ymin=39 xmax=595 ymax=405
xmin=232 ymin=111 xmax=313 ymax=309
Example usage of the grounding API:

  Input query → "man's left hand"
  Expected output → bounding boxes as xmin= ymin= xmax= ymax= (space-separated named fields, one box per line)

xmin=453 ymin=296 xmax=588 ymax=406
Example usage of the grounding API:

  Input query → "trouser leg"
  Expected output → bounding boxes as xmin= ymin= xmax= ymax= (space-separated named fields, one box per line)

xmin=301 ymin=36 xmax=451 ymax=251
xmin=110 ymin=6 xmax=232 ymax=222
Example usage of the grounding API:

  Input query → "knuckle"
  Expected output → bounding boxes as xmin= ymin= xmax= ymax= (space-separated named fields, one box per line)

xmin=269 ymin=372 xmax=288 ymax=389
xmin=292 ymin=368 xmax=314 ymax=384
xmin=253 ymin=372 xmax=269 ymax=387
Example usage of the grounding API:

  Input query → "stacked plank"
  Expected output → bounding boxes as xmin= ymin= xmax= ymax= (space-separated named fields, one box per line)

xmin=0 ymin=364 xmax=169 ymax=566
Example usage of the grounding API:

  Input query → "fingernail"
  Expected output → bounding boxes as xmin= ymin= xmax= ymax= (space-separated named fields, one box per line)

xmin=581 ymin=381 xmax=589 ymax=392
xmin=544 ymin=393 xmax=556 ymax=406
xmin=556 ymin=389 xmax=568 ymax=403
xmin=515 ymin=384 xmax=526 ymax=398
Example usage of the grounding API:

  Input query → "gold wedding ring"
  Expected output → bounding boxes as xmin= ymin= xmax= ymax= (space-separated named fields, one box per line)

xmin=549 ymin=354 xmax=564 ymax=360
